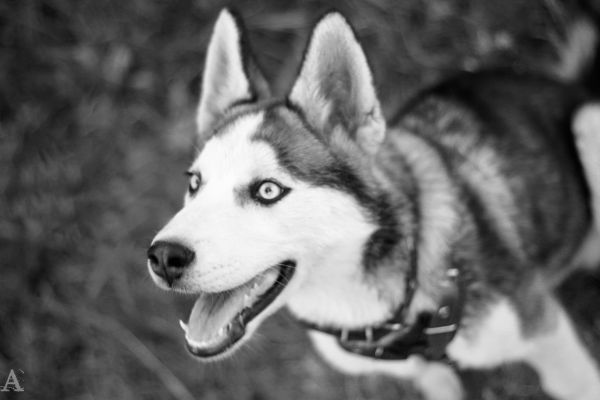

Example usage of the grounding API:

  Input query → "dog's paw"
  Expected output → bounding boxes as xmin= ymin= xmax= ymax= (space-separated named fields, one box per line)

xmin=414 ymin=361 xmax=464 ymax=400
xmin=573 ymin=103 xmax=600 ymax=230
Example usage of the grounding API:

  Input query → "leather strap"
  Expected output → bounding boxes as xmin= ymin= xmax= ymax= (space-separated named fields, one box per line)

xmin=297 ymin=266 xmax=464 ymax=361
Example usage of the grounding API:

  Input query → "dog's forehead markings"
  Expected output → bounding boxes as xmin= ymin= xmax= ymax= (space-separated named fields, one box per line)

xmin=194 ymin=112 xmax=281 ymax=181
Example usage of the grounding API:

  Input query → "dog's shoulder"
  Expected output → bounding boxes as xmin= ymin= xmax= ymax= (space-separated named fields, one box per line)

xmin=387 ymin=69 xmax=591 ymax=276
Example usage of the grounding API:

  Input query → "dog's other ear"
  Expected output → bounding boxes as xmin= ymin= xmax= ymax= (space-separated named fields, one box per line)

xmin=288 ymin=13 xmax=385 ymax=155
xmin=197 ymin=9 xmax=270 ymax=137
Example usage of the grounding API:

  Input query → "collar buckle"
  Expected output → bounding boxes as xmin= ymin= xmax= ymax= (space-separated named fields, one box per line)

xmin=382 ymin=322 xmax=404 ymax=330
xmin=340 ymin=329 xmax=349 ymax=342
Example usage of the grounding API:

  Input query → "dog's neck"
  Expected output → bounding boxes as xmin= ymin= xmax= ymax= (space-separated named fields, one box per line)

xmin=286 ymin=226 xmax=402 ymax=327
xmin=287 ymin=128 xmax=460 ymax=329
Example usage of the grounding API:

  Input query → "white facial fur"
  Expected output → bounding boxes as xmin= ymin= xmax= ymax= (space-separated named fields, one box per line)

xmin=150 ymin=112 xmax=382 ymax=325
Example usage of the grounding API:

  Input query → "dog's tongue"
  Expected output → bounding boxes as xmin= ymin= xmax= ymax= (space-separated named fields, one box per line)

xmin=187 ymin=290 xmax=245 ymax=343
xmin=184 ymin=269 xmax=280 ymax=353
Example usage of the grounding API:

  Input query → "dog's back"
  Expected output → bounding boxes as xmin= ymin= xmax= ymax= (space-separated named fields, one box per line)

xmin=390 ymin=70 xmax=592 ymax=273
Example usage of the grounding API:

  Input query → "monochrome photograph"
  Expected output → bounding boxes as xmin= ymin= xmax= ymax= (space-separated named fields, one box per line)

xmin=1 ymin=0 xmax=600 ymax=399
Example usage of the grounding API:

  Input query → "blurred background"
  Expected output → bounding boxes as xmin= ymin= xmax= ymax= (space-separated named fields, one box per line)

xmin=1 ymin=0 xmax=599 ymax=399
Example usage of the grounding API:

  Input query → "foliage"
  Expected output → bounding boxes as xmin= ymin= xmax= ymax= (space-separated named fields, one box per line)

xmin=0 ymin=0 xmax=598 ymax=399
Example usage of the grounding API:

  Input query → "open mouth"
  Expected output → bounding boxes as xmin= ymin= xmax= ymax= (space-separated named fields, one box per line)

xmin=179 ymin=261 xmax=295 ymax=359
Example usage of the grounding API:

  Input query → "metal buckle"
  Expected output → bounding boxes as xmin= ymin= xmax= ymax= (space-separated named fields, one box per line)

xmin=383 ymin=322 xmax=404 ymax=330
xmin=365 ymin=327 xmax=373 ymax=343
xmin=340 ymin=329 xmax=349 ymax=342
xmin=424 ymin=324 xmax=457 ymax=336
xmin=446 ymin=268 xmax=459 ymax=279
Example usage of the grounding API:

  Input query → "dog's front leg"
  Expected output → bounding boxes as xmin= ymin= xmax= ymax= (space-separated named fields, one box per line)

xmin=573 ymin=103 xmax=600 ymax=233
xmin=523 ymin=297 xmax=600 ymax=400
xmin=448 ymin=293 xmax=600 ymax=400
xmin=309 ymin=332 xmax=464 ymax=400
xmin=412 ymin=359 xmax=464 ymax=400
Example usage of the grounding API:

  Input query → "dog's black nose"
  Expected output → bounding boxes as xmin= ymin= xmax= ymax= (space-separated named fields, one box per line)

xmin=147 ymin=241 xmax=195 ymax=285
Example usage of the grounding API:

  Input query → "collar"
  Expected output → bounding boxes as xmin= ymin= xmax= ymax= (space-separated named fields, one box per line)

xmin=296 ymin=262 xmax=464 ymax=361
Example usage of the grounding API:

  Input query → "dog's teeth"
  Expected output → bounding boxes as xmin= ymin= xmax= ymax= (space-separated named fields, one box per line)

xmin=179 ymin=320 xmax=189 ymax=333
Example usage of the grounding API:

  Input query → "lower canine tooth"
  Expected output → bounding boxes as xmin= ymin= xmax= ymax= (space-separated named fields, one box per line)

xmin=179 ymin=320 xmax=189 ymax=333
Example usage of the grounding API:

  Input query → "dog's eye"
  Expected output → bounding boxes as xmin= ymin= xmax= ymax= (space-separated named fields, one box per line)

xmin=253 ymin=180 xmax=289 ymax=205
xmin=187 ymin=173 xmax=201 ymax=195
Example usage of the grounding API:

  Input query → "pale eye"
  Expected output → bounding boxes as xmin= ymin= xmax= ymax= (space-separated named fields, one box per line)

xmin=253 ymin=180 xmax=289 ymax=205
xmin=259 ymin=181 xmax=281 ymax=199
xmin=188 ymin=174 xmax=201 ymax=194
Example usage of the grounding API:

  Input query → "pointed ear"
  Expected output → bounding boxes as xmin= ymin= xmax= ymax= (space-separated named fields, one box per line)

xmin=197 ymin=9 xmax=270 ymax=137
xmin=288 ymin=13 xmax=385 ymax=155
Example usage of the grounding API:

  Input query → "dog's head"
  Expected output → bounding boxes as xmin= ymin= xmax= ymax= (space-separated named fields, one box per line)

xmin=147 ymin=9 xmax=390 ymax=360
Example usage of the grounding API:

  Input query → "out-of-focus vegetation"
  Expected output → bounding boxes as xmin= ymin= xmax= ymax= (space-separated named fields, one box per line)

xmin=1 ymin=0 xmax=599 ymax=399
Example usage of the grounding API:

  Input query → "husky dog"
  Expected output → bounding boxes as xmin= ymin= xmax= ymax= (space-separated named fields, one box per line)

xmin=147 ymin=9 xmax=600 ymax=400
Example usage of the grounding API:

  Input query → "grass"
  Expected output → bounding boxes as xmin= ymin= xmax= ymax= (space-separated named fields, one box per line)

xmin=1 ymin=0 xmax=598 ymax=399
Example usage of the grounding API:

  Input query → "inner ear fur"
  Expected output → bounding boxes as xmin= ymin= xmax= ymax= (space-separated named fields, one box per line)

xmin=288 ymin=13 xmax=385 ymax=155
xmin=196 ymin=9 xmax=270 ymax=138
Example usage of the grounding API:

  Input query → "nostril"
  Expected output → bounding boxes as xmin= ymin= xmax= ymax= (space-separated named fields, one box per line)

xmin=164 ymin=243 xmax=194 ymax=269
xmin=147 ymin=245 xmax=161 ymax=268
xmin=167 ymin=254 xmax=187 ymax=268
xmin=147 ymin=252 xmax=159 ymax=267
